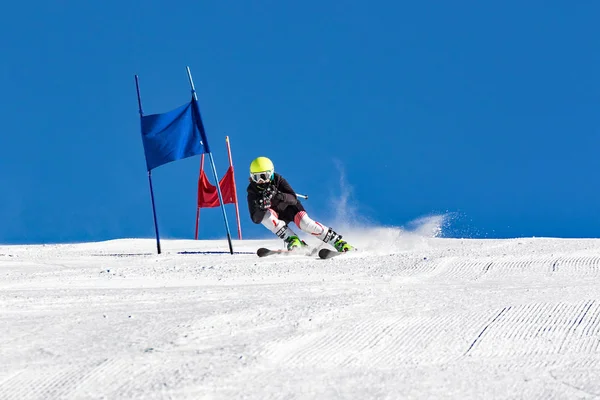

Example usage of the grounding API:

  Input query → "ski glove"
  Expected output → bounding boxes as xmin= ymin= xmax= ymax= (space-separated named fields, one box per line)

xmin=256 ymin=185 xmax=276 ymax=210
xmin=256 ymin=197 xmax=271 ymax=210
xmin=262 ymin=185 xmax=277 ymax=200
xmin=274 ymin=192 xmax=297 ymax=205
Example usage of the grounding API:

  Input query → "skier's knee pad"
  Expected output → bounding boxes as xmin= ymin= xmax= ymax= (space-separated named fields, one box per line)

xmin=261 ymin=209 xmax=296 ymax=239
xmin=294 ymin=211 xmax=328 ymax=239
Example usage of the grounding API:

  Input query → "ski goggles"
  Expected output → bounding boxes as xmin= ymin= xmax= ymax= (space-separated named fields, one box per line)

xmin=250 ymin=170 xmax=273 ymax=184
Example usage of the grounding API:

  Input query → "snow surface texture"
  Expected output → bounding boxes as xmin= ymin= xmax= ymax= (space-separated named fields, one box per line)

xmin=2 ymin=224 xmax=600 ymax=399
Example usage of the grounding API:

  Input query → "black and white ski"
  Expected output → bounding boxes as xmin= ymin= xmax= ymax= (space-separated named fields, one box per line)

xmin=256 ymin=247 xmax=317 ymax=258
xmin=318 ymin=248 xmax=346 ymax=259
xmin=257 ymin=247 xmax=353 ymax=259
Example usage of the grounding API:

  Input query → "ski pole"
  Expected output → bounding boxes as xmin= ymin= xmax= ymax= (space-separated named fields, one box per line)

xmin=296 ymin=193 xmax=308 ymax=199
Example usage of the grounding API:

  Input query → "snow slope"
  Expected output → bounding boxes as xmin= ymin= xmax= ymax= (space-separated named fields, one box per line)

xmin=2 ymin=230 xmax=600 ymax=399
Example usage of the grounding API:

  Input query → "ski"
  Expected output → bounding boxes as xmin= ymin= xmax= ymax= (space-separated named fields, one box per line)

xmin=256 ymin=248 xmax=288 ymax=257
xmin=318 ymin=248 xmax=346 ymax=259
xmin=257 ymin=247 xmax=354 ymax=259
xmin=256 ymin=247 xmax=317 ymax=258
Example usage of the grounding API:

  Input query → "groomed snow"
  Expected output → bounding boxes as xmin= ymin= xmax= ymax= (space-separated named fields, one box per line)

xmin=2 ymin=228 xmax=600 ymax=399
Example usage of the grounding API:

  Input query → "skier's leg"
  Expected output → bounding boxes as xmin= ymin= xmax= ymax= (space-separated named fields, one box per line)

xmin=261 ymin=209 xmax=306 ymax=250
xmin=294 ymin=211 xmax=354 ymax=252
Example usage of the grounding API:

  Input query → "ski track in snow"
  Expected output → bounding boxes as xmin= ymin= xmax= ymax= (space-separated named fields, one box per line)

xmin=2 ymin=234 xmax=600 ymax=399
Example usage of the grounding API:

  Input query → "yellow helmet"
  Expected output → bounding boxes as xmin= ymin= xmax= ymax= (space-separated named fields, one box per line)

xmin=249 ymin=157 xmax=274 ymax=183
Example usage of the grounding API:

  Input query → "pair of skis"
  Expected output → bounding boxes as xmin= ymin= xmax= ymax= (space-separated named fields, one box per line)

xmin=256 ymin=246 xmax=346 ymax=260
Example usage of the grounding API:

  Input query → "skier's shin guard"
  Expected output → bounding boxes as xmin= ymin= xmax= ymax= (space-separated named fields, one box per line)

xmin=294 ymin=211 xmax=341 ymax=244
xmin=261 ymin=209 xmax=297 ymax=240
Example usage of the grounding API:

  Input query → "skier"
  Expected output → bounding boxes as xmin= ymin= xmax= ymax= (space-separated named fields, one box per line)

xmin=247 ymin=156 xmax=354 ymax=252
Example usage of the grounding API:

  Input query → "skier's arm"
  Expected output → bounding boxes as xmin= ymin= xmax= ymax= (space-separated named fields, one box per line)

xmin=274 ymin=176 xmax=298 ymax=205
xmin=247 ymin=192 xmax=266 ymax=224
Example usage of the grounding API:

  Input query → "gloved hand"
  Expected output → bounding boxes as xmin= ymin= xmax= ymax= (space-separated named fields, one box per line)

xmin=256 ymin=185 xmax=276 ymax=210
xmin=257 ymin=197 xmax=271 ymax=210
xmin=274 ymin=191 xmax=297 ymax=205
xmin=263 ymin=185 xmax=277 ymax=200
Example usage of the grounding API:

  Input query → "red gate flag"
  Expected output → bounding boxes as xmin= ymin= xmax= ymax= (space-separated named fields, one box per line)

xmin=195 ymin=137 xmax=242 ymax=241
xmin=197 ymin=165 xmax=237 ymax=208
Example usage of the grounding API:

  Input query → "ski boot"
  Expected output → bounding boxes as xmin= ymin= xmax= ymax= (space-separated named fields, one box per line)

xmin=333 ymin=238 xmax=354 ymax=252
xmin=323 ymin=228 xmax=354 ymax=252
xmin=285 ymin=235 xmax=308 ymax=251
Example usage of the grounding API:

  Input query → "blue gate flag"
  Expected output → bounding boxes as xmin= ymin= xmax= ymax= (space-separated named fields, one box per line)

xmin=140 ymin=98 xmax=208 ymax=171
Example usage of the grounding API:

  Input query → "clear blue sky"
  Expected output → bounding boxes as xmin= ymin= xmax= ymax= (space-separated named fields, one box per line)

xmin=1 ymin=1 xmax=599 ymax=244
